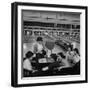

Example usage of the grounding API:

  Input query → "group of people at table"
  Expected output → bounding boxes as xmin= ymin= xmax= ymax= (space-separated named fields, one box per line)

xmin=23 ymin=37 xmax=80 ymax=77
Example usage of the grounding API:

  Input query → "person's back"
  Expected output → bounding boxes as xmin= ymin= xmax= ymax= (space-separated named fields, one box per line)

xmin=23 ymin=58 xmax=32 ymax=71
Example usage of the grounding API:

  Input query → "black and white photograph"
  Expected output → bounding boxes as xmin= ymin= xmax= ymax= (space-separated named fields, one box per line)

xmin=22 ymin=10 xmax=81 ymax=77
xmin=11 ymin=2 xmax=88 ymax=87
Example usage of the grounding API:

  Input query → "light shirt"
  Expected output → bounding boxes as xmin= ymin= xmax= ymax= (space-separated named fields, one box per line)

xmin=23 ymin=59 xmax=32 ymax=71
xmin=66 ymin=51 xmax=74 ymax=60
xmin=62 ymin=59 xmax=71 ymax=67
xmin=58 ymin=58 xmax=71 ymax=70
xmin=73 ymin=54 xmax=80 ymax=63
xmin=71 ymin=42 xmax=76 ymax=49
xmin=33 ymin=42 xmax=43 ymax=53
xmin=37 ymin=43 xmax=43 ymax=52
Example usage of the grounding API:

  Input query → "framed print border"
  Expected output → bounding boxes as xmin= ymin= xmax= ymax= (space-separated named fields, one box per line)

xmin=11 ymin=2 xmax=88 ymax=87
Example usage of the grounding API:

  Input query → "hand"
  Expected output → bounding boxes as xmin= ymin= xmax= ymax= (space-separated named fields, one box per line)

xmin=58 ymin=67 xmax=62 ymax=71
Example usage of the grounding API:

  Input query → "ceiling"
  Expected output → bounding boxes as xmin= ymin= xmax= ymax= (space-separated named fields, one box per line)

xmin=22 ymin=10 xmax=81 ymax=24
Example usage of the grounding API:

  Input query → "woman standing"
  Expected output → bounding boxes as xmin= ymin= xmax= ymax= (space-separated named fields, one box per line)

xmin=33 ymin=37 xmax=47 ymax=56
xmin=33 ymin=37 xmax=47 ymax=70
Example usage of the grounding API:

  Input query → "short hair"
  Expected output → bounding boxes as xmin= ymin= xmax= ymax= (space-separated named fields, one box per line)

xmin=73 ymin=48 xmax=80 ymax=55
xmin=50 ymin=54 xmax=57 ymax=61
xmin=36 ymin=53 xmax=44 ymax=59
xmin=36 ymin=37 xmax=43 ymax=41
xmin=25 ymin=51 xmax=33 ymax=58
xmin=68 ymin=45 xmax=73 ymax=51
xmin=42 ymin=50 xmax=46 ymax=56
xmin=57 ymin=52 xmax=66 ymax=59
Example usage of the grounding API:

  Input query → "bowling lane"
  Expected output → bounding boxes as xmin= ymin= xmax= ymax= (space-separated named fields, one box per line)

xmin=23 ymin=36 xmax=80 ymax=58
xmin=23 ymin=42 xmax=66 ymax=58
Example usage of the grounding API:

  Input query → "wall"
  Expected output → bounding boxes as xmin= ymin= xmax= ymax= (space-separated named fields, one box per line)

xmin=0 ymin=0 xmax=89 ymax=90
xmin=23 ymin=10 xmax=80 ymax=24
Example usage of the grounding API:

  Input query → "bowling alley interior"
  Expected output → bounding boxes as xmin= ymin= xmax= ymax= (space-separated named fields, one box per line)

xmin=22 ymin=10 xmax=80 ymax=77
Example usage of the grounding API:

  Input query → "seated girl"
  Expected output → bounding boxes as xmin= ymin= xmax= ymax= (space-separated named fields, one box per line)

xmin=66 ymin=46 xmax=74 ymax=66
xmin=58 ymin=48 xmax=80 ymax=74
xmin=23 ymin=51 xmax=34 ymax=77
xmin=73 ymin=48 xmax=80 ymax=64
xmin=57 ymin=52 xmax=71 ymax=71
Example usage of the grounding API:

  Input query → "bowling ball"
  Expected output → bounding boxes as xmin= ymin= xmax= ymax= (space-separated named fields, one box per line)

xmin=45 ymin=41 xmax=55 ymax=50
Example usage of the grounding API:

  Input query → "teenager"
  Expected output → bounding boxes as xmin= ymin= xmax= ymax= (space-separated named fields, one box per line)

xmin=66 ymin=46 xmax=74 ymax=66
xmin=66 ymin=48 xmax=80 ymax=67
xmin=33 ymin=37 xmax=47 ymax=56
xmin=72 ymin=48 xmax=80 ymax=74
xmin=33 ymin=37 xmax=47 ymax=71
xmin=73 ymin=48 xmax=80 ymax=64
xmin=23 ymin=51 xmax=34 ymax=77
xmin=59 ymin=48 xmax=80 ymax=74
xmin=57 ymin=52 xmax=71 ymax=71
